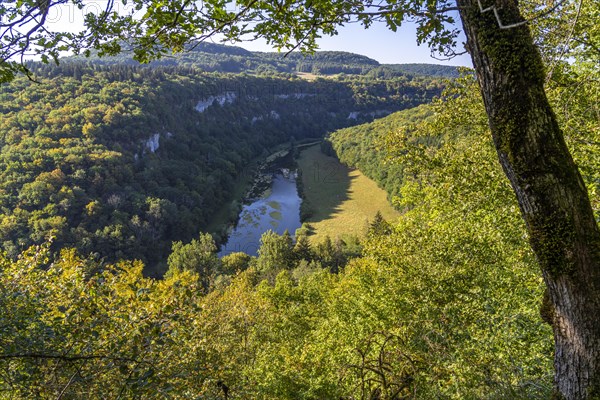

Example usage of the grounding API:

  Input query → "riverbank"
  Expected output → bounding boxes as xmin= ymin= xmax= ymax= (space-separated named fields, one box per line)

xmin=209 ymin=141 xmax=399 ymax=253
xmin=218 ymin=173 xmax=301 ymax=256
xmin=206 ymin=139 xmax=314 ymax=246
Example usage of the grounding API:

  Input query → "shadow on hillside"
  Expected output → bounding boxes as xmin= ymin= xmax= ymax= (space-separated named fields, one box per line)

xmin=298 ymin=145 xmax=355 ymax=225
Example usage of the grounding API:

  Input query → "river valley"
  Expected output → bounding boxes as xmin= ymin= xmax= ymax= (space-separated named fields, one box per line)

xmin=218 ymin=171 xmax=302 ymax=256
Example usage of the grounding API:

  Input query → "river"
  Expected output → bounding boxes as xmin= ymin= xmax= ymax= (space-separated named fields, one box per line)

xmin=218 ymin=172 xmax=302 ymax=257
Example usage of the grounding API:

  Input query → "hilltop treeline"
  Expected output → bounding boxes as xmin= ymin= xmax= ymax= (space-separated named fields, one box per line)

xmin=68 ymin=43 xmax=460 ymax=78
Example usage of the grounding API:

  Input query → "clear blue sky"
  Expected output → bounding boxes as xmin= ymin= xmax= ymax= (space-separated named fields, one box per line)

xmin=234 ymin=21 xmax=472 ymax=67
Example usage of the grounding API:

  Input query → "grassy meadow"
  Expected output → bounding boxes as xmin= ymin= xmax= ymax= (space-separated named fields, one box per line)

xmin=297 ymin=145 xmax=400 ymax=243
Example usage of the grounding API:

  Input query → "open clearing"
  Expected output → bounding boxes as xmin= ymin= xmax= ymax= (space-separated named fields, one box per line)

xmin=297 ymin=145 xmax=400 ymax=243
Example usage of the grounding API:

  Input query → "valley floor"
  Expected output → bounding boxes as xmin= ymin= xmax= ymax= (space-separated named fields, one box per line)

xmin=297 ymin=144 xmax=400 ymax=243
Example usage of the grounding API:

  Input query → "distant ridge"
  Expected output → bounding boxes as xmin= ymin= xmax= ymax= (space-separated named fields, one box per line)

xmin=259 ymin=50 xmax=380 ymax=66
xmin=65 ymin=43 xmax=460 ymax=78
xmin=383 ymin=63 xmax=461 ymax=78
xmin=190 ymin=42 xmax=254 ymax=57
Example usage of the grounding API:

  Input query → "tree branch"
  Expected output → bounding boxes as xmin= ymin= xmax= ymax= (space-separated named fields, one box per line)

xmin=0 ymin=353 xmax=143 ymax=363
xmin=477 ymin=0 xmax=568 ymax=30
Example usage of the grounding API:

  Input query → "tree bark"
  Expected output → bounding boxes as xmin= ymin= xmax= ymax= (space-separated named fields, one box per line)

xmin=456 ymin=0 xmax=600 ymax=398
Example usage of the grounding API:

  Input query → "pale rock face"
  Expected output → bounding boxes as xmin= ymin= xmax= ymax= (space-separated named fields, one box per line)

xmin=195 ymin=92 xmax=313 ymax=113
xmin=347 ymin=110 xmax=390 ymax=120
xmin=195 ymin=92 xmax=237 ymax=112
xmin=274 ymin=93 xmax=314 ymax=100
xmin=251 ymin=111 xmax=280 ymax=124
xmin=145 ymin=133 xmax=160 ymax=153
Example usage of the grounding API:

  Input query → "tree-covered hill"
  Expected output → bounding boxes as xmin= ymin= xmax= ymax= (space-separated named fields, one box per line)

xmin=328 ymin=73 xmax=600 ymax=224
xmin=0 ymin=75 xmax=558 ymax=399
xmin=67 ymin=43 xmax=459 ymax=77
xmin=382 ymin=63 xmax=461 ymax=78
xmin=0 ymin=61 xmax=444 ymax=274
xmin=325 ymin=104 xmax=435 ymax=204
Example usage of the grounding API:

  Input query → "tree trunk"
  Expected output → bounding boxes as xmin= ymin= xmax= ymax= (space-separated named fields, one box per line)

xmin=456 ymin=0 xmax=600 ymax=398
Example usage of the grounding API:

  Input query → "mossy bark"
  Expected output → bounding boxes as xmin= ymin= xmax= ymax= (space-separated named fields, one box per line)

xmin=457 ymin=0 xmax=600 ymax=398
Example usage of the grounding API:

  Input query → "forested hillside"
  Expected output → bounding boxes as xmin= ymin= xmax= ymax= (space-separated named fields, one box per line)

xmin=1 ymin=76 xmax=567 ymax=398
xmin=382 ymin=63 xmax=461 ymax=78
xmin=325 ymin=104 xmax=434 ymax=205
xmin=69 ymin=43 xmax=459 ymax=78
xmin=328 ymin=76 xmax=600 ymax=224
xmin=1 ymin=69 xmax=595 ymax=398
xmin=0 ymin=60 xmax=443 ymax=273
